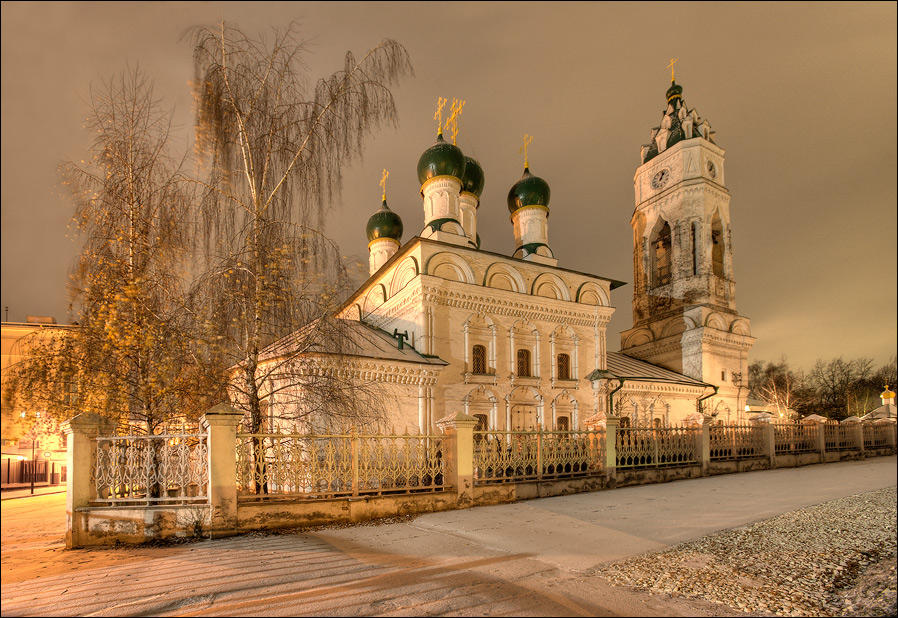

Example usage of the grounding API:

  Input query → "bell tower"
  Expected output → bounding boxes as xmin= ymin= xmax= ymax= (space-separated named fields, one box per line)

xmin=620 ymin=73 xmax=755 ymax=421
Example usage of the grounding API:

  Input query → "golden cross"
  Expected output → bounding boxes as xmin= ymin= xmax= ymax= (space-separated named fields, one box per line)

xmin=380 ymin=169 xmax=389 ymax=200
xmin=519 ymin=134 xmax=533 ymax=168
xmin=667 ymin=57 xmax=679 ymax=82
xmin=444 ymin=98 xmax=466 ymax=145
xmin=434 ymin=97 xmax=448 ymax=136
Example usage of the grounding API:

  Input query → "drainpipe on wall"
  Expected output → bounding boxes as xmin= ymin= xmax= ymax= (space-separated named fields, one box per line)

xmin=589 ymin=369 xmax=624 ymax=417
xmin=698 ymin=385 xmax=718 ymax=415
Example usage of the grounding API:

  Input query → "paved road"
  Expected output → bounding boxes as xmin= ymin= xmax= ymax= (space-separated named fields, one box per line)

xmin=2 ymin=456 xmax=895 ymax=617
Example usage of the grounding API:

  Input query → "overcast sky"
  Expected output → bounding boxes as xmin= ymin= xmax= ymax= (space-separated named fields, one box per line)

xmin=2 ymin=2 xmax=895 ymax=371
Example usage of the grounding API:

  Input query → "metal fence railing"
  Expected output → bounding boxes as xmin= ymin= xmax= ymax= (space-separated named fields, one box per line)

xmin=773 ymin=423 xmax=818 ymax=454
xmin=824 ymin=422 xmax=856 ymax=451
xmin=863 ymin=423 xmax=892 ymax=449
xmin=473 ymin=429 xmax=605 ymax=485
xmin=616 ymin=426 xmax=700 ymax=468
xmin=709 ymin=424 xmax=766 ymax=460
xmin=93 ymin=433 xmax=209 ymax=504
xmin=87 ymin=421 xmax=896 ymax=508
xmin=236 ymin=431 xmax=447 ymax=500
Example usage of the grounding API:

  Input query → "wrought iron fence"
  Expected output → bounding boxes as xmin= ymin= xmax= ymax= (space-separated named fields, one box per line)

xmin=709 ymin=424 xmax=765 ymax=460
xmin=93 ymin=433 xmax=209 ymax=504
xmin=473 ymin=429 xmax=605 ymax=485
xmin=236 ymin=431 xmax=447 ymax=500
xmin=616 ymin=426 xmax=700 ymax=468
xmin=773 ymin=423 xmax=818 ymax=454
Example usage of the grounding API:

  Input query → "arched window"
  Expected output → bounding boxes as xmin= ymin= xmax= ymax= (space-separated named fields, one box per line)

xmin=557 ymin=353 xmax=571 ymax=380
xmin=516 ymin=349 xmax=531 ymax=377
xmin=691 ymin=221 xmax=699 ymax=276
xmin=556 ymin=416 xmax=570 ymax=431
xmin=652 ymin=222 xmax=672 ymax=286
xmin=711 ymin=211 xmax=725 ymax=277
xmin=472 ymin=344 xmax=487 ymax=374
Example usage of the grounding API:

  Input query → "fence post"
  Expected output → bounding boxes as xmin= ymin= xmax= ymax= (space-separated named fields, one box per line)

xmin=61 ymin=412 xmax=115 ymax=549
xmin=806 ymin=418 xmax=826 ymax=462
xmin=604 ymin=416 xmax=619 ymax=485
xmin=885 ymin=423 xmax=898 ymax=452
xmin=537 ymin=424 xmax=543 ymax=481
xmin=351 ymin=425 xmax=360 ymax=497
xmin=752 ymin=417 xmax=775 ymax=468
xmin=700 ymin=416 xmax=712 ymax=476
xmin=842 ymin=419 xmax=864 ymax=454
xmin=436 ymin=412 xmax=478 ymax=508
xmin=201 ymin=404 xmax=244 ymax=538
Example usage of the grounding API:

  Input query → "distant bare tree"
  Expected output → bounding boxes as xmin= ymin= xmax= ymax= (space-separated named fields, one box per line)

xmin=188 ymin=23 xmax=411 ymax=434
xmin=808 ymin=357 xmax=875 ymax=419
xmin=748 ymin=358 xmax=805 ymax=419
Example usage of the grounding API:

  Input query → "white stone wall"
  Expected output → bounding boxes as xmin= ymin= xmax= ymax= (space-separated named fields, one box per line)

xmin=339 ymin=238 xmax=616 ymax=431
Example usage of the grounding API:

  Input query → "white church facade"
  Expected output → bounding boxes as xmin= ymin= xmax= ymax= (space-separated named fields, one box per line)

xmin=262 ymin=79 xmax=754 ymax=432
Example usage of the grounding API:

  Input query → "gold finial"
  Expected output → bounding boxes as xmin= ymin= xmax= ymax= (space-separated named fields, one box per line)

xmin=519 ymin=134 xmax=533 ymax=168
xmin=667 ymin=57 xmax=679 ymax=82
xmin=380 ymin=169 xmax=389 ymax=201
xmin=444 ymin=98 xmax=466 ymax=145
xmin=434 ymin=97 xmax=448 ymax=137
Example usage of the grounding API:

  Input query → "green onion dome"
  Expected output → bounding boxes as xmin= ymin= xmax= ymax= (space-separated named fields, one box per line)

xmin=666 ymin=80 xmax=683 ymax=103
xmin=507 ymin=167 xmax=550 ymax=215
xmin=461 ymin=156 xmax=485 ymax=198
xmin=417 ymin=133 xmax=466 ymax=185
xmin=366 ymin=200 xmax=403 ymax=244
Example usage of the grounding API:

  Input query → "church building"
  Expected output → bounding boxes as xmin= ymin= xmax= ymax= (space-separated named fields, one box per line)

xmin=263 ymin=78 xmax=754 ymax=432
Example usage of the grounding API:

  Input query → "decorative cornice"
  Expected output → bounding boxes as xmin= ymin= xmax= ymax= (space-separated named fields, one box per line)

xmin=417 ymin=283 xmax=614 ymax=327
xmin=319 ymin=357 xmax=443 ymax=386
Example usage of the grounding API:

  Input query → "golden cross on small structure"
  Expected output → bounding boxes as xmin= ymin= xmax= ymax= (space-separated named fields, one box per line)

xmin=519 ymin=134 xmax=533 ymax=168
xmin=444 ymin=98 xmax=466 ymax=145
xmin=667 ymin=57 xmax=679 ymax=82
xmin=380 ymin=169 xmax=389 ymax=200
xmin=434 ymin=97 xmax=448 ymax=136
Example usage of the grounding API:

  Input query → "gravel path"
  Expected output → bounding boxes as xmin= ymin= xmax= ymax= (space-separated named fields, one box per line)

xmin=595 ymin=486 xmax=897 ymax=616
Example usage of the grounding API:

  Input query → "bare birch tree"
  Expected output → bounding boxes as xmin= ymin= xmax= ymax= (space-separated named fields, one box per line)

xmin=4 ymin=69 xmax=206 ymax=435
xmin=188 ymin=23 xmax=411 ymax=434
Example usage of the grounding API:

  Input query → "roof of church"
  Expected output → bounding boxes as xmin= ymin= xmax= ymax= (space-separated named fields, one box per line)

xmin=642 ymin=79 xmax=716 ymax=164
xmin=258 ymin=317 xmax=447 ymax=367
xmin=339 ymin=235 xmax=627 ymax=313
xmin=860 ymin=403 xmax=897 ymax=421
xmin=594 ymin=352 xmax=713 ymax=387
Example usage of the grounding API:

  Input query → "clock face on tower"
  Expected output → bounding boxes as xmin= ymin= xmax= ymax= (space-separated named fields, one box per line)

xmin=651 ymin=168 xmax=670 ymax=190
xmin=707 ymin=160 xmax=717 ymax=179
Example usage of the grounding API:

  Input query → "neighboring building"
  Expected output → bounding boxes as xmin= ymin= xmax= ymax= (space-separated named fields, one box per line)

xmin=260 ymin=77 xmax=751 ymax=431
xmin=1 ymin=316 xmax=72 ymax=486
xmin=860 ymin=386 xmax=897 ymax=422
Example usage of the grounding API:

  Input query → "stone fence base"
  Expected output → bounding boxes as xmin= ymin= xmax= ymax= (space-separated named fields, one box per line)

xmin=64 ymin=409 xmax=897 ymax=548
xmin=71 ymin=449 xmax=894 ymax=547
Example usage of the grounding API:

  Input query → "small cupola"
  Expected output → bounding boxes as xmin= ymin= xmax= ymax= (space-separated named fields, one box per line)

xmin=881 ymin=386 xmax=896 ymax=406
xmin=507 ymin=134 xmax=556 ymax=266
xmin=507 ymin=166 xmax=551 ymax=215
xmin=366 ymin=199 xmax=403 ymax=245
xmin=417 ymin=132 xmax=466 ymax=187
xmin=367 ymin=171 xmax=404 ymax=275
xmin=461 ymin=156 xmax=485 ymax=200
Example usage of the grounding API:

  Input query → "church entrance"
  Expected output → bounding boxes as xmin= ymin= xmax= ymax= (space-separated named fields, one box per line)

xmin=511 ymin=405 xmax=537 ymax=431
